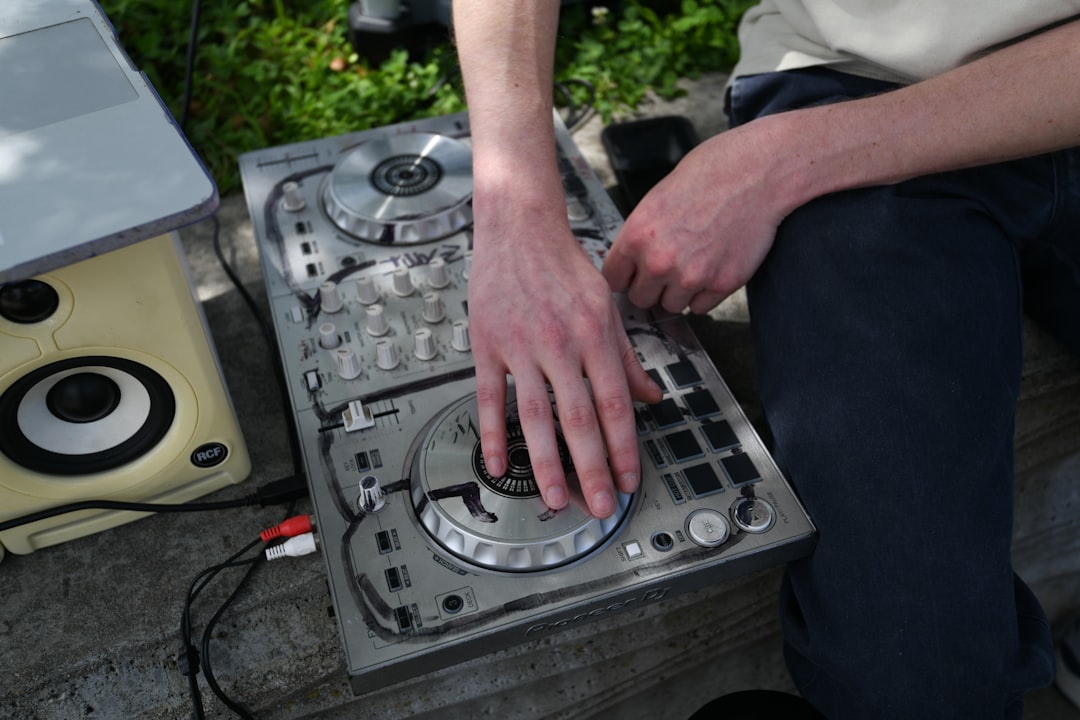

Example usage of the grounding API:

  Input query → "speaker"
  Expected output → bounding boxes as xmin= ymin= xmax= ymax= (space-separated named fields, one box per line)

xmin=0 ymin=234 xmax=251 ymax=559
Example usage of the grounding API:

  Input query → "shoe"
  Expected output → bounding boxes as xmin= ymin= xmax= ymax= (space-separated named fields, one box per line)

xmin=688 ymin=690 xmax=826 ymax=719
xmin=1057 ymin=614 xmax=1080 ymax=710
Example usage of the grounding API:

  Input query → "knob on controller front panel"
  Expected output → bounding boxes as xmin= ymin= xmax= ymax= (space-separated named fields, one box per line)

xmin=239 ymin=113 xmax=815 ymax=694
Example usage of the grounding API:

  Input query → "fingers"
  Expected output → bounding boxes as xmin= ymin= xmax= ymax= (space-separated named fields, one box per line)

xmin=477 ymin=326 xmax=650 ymax=518
xmin=473 ymin=353 xmax=509 ymax=479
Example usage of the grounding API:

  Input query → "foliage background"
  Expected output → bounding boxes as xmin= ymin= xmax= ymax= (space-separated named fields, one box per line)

xmin=98 ymin=0 xmax=753 ymax=195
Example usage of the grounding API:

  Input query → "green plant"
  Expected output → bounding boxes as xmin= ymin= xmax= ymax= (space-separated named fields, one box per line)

xmin=99 ymin=0 xmax=753 ymax=196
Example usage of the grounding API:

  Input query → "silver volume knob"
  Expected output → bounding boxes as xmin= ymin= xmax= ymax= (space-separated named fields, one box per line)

xmin=421 ymin=291 xmax=446 ymax=323
xmin=376 ymin=340 xmax=399 ymax=370
xmin=282 ymin=181 xmax=306 ymax=212
xmin=335 ymin=347 xmax=361 ymax=380
xmin=319 ymin=322 xmax=340 ymax=349
xmin=320 ymin=281 xmax=343 ymax=314
xmin=365 ymin=304 xmax=390 ymax=337
xmin=359 ymin=474 xmax=386 ymax=512
xmin=428 ymin=257 xmax=450 ymax=289
xmin=451 ymin=320 xmax=471 ymax=352
xmin=355 ymin=275 xmax=379 ymax=305
xmin=392 ymin=267 xmax=414 ymax=297
xmin=414 ymin=328 xmax=437 ymax=360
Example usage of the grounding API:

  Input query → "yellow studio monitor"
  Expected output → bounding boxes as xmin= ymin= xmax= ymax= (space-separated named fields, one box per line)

xmin=0 ymin=234 xmax=251 ymax=560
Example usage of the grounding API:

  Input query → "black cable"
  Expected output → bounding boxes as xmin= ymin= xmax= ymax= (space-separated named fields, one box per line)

xmin=209 ymin=213 xmax=306 ymax=481
xmin=198 ymin=554 xmax=264 ymax=720
xmin=0 ymin=475 xmax=307 ymax=533
xmin=555 ymin=77 xmax=597 ymax=131
xmin=179 ymin=0 xmax=203 ymax=131
xmin=180 ymin=539 xmax=264 ymax=719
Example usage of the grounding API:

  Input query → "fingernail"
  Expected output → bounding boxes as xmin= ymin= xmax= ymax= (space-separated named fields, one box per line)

xmin=546 ymin=486 xmax=567 ymax=508
xmin=617 ymin=472 xmax=639 ymax=493
xmin=591 ymin=491 xmax=614 ymax=517
xmin=486 ymin=455 xmax=504 ymax=476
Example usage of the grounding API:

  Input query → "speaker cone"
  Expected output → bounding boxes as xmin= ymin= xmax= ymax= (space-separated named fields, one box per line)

xmin=0 ymin=356 xmax=176 ymax=475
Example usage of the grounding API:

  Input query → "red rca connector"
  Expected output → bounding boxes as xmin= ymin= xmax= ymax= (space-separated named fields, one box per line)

xmin=260 ymin=515 xmax=313 ymax=542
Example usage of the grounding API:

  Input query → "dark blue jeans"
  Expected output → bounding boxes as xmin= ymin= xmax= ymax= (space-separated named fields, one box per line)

xmin=728 ymin=68 xmax=1080 ymax=719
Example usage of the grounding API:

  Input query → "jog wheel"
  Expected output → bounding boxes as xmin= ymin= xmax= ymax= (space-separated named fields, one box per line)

xmin=410 ymin=393 xmax=632 ymax=573
xmin=322 ymin=132 xmax=473 ymax=244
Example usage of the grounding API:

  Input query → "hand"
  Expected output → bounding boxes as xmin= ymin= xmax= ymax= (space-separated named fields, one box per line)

xmin=468 ymin=216 xmax=661 ymax=518
xmin=603 ymin=124 xmax=793 ymax=314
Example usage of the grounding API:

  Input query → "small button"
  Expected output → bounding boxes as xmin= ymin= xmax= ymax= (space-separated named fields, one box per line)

xmin=624 ymin=540 xmax=643 ymax=559
xmin=685 ymin=509 xmax=730 ymax=548
xmin=720 ymin=452 xmax=762 ymax=487
xmin=730 ymin=496 xmax=776 ymax=533
xmin=684 ymin=389 xmax=721 ymax=419
xmin=665 ymin=359 xmax=702 ymax=388
xmin=683 ymin=463 xmax=723 ymax=497
xmin=649 ymin=398 xmax=685 ymax=429
xmin=665 ymin=429 xmax=703 ymax=463
xmin=702 ymin=421 xmax=739 ymax=452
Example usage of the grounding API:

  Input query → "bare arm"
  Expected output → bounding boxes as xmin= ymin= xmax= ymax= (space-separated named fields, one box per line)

xmin=604 ymin=18 xmax=1080 ymax=313
xmin=453 ymin=1 xmax=661 ymax=518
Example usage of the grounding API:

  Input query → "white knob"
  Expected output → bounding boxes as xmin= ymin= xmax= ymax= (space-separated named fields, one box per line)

xmin=421 ymin=291 xmax=445 ymax=323
xmin=376 ymin=340 xmax=399 ymax=370
xmin=428 ymin=258 xmax=450 ymax=289
xmin=392 ymin=267 xmax=414 ymax=297
xmin=414 ymin=328 xmax=437 ymax=360
xmin=319 ymin=322 xmax=340 ymax=349
xmin=451 ymin=320 xmax=471 ymax=352
xmin=282 ymin=181 xmax=305 ymax=212
xmin=359 ymin=474 xmax=386 ymax=512
xmin=335 ymin=347 xmax=361 ymax=380
xmin=463 ymin=250 xmax=473 ymax=280
xmin=365 ymin=304 xmax=390 ymax=337
xmin=320 ymin=281 xmax=343 ymax=314
xmin=355 ymin=276 xmax=379 ymax=305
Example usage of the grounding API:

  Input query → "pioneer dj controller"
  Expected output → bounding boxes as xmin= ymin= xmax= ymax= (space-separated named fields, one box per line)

xmin=238 ymin=112 xmax=815 ymax=694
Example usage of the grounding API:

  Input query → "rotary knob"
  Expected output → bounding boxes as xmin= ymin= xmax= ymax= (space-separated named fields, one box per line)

xmin=428 ymin=258 xmax=450 ymax=289
xmin=451 ymin=320 xmax=471 ymax=352
xmin=281 ymin=181 xmax=306 ymax=212
xmin=414 ymin=328 xmax=437 ymax=360
xmin=355 ymin=276 xmax=379 ymax=305
xmin=335 ymin=347 xmax=361 ymax=380
xmin=319 ymin=322 xmax=340 ymax=349
xmin=421 ymin=292 xmax=445 ymax=323
xmin=391 ymin=267 xmax=414 ymax=297
xmin=359 ymin=474 xmax=386 ymax=512
xmin=320 ymin=281 xmax=343 ymax=314
xmin=376 ymin=340 xmax=399 ymax=370
xmin=365 ymin=304 xmax=390 ymax=337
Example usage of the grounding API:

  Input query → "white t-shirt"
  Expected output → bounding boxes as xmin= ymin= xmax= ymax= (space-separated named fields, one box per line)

xmin=734 ymin=0 xmax=1080 ymax=84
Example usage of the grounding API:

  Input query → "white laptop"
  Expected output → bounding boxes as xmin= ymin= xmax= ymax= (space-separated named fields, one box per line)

xmin=0 ymin=0 xmax=218 ymax=283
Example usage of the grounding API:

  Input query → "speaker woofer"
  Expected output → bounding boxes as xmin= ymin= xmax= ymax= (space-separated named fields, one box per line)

xmin=0 ymin=356 xmax=176 ymax=475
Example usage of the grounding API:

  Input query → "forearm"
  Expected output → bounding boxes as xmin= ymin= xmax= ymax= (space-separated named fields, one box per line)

xmin=453 ymin=0 xmax=567 ymax=221
xmin=767 ymin=18 xmax=1080 ymax=213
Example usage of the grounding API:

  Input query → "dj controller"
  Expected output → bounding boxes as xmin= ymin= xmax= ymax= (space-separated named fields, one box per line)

xmin=238 ymin=112 xmax=815 ymax=694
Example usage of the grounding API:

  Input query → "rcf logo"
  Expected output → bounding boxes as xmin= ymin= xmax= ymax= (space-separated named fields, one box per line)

xmin=191 ymin=442 xmax=229 ymax=468
xmin=523 ymin=587 xmax=671 ymax=637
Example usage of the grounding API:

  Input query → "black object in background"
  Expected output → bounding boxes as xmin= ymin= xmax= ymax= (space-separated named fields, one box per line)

xmin=601 ymin=115 xmax=699 ymax=211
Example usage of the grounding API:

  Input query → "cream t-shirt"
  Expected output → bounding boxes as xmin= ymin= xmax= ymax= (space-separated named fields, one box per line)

xmin=733 ymin=0 xmax=1080 ymax=84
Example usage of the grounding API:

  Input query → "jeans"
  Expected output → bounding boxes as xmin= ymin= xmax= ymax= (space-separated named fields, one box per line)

xmin=727 ymin=67 xmax=1080 ymax=719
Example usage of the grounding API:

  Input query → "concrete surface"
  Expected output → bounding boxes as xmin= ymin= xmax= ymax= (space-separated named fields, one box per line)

xmin=3 ymin=73 xmax=1080 ymax=719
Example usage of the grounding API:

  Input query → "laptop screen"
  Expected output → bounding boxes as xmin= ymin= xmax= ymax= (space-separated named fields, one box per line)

xmin=0 ymin=18 xmax=137 ymax=138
